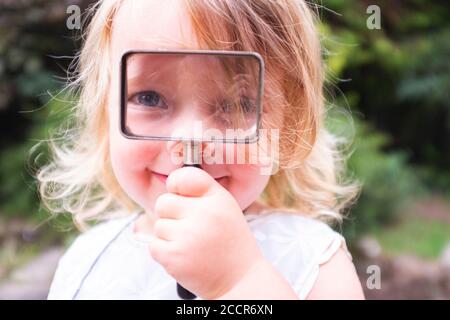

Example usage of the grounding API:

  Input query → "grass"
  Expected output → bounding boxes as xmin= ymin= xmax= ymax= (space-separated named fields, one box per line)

xmin=370 ymin=216 xmax=450 ymax=260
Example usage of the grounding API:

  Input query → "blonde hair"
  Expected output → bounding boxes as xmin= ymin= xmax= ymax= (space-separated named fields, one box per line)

xmin=36 ymin=0 xmax=359 ymax=229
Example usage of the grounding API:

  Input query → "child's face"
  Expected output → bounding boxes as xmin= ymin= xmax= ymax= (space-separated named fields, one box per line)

xmin=108 ymin=0 xmax=271 ymax=213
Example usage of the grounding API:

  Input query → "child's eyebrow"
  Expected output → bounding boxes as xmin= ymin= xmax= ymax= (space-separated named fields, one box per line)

xmin=127 ymin=70 xmax=160 ymax=85
xmin=125 ymin=55 xmax=177 ymax=85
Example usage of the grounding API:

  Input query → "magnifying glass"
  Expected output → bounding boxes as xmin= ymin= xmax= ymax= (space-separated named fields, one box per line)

xmin=120 ymin=50 xmax=264 ymax=299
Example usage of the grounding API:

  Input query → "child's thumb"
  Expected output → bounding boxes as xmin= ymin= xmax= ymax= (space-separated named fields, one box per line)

xmin=165 ymin=166 xmax=220 ymax=197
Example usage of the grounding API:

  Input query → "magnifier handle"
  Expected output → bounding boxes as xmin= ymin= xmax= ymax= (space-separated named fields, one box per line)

xmin=177 ymin=283 xmax=196 ymax=300
xmin=175 ymin=163 xmax=200 ymax=300
xmin=183 ymin=163 xmax=201 ymax=169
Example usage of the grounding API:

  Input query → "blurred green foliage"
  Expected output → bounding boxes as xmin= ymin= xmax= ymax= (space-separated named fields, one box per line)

xmin=330 ymin=116 xmax=425 ymax=241
xmin=0 ymin=96 xmax=71 ymax=220
xmin=319 ymin=0 xmax=449 ymax=239
xmin=320 ymin=0 xmax=449 ymax=192
xmin=0 ymin=0 xmax=87 ymax=221
xmin=0 ymin=1 xmax=448 ymax=244
xmin=371 ymin=216 xmax=450 ymax=259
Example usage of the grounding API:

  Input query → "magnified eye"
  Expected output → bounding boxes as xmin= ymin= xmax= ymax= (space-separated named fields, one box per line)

xmin=240 ymin=96 xmax=256 ymax=114
xmin=129 ymin=90 xmax=167 ymax=109
xmin=213 ymin=95 xmax=256 ymax=129
xmin=220 ymin=96 xmax=255 ymax=114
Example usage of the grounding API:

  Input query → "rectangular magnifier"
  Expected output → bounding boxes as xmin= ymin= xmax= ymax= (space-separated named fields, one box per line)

xmin=120 ymin=50 xmax=264 ymax=144
xmin=119 ymin=50 xmax=265 ymax=299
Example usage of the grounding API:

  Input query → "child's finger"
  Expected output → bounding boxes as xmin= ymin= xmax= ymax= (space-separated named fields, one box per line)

xmin=153 ymin=218 xmax=180 ymax=241
xmin=166 ymin=166 xmax=219 ymax=197
xmin=148 ymin=237 xmax=174 ymax=267
xmin=154 ymin=192 xmax=190 ymax=219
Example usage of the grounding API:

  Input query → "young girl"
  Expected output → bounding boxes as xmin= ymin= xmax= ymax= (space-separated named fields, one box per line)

xmin=39 ymin=0 xmax=364 ymax=299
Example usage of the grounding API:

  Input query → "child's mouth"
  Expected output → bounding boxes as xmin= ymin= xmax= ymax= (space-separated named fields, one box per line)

xmin=152 ymin=171 xmax=227 ymax=184
xmin=153 ymin=172 xmax=168 ymax=184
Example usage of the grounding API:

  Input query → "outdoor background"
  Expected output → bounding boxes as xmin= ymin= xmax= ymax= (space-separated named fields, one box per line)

xmin=0 ymin=0 xmax=449 ymax=299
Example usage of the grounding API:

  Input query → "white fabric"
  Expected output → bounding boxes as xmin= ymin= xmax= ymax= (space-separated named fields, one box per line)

xmin=47 ymin=210 xmax=351 ymax=300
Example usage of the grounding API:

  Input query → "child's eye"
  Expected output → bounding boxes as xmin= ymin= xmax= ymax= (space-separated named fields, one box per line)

xmin=240 ymin=96 xmax=256 ymax=114
xmin=220 ymin=96 xmax=256 ymax=114
xmin=214 ymin=95 xmax=257 ymax=128
xmin=129 ymin=91 xmax=168 ymax=109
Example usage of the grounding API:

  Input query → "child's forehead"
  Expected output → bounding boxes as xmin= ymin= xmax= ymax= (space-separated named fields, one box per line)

xmin=111 ymin=0 xmax=199 ymax=61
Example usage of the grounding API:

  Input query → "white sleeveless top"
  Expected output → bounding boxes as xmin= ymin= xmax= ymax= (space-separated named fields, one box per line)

xmin=47 ymin=210 xmax=351 ymax=300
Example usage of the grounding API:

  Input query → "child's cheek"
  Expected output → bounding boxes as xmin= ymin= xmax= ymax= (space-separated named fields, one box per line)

xmin=109 ymin=131 xmax=163 ymax=208
xmin=227 ymin=164 xmax=271 ymax=211
xmin=202 ymin=143 xmax=271 ymax=210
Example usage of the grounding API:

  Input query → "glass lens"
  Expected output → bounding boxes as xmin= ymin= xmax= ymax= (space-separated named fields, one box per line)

xmin=122 ymin=52 xmax=263 ymax=142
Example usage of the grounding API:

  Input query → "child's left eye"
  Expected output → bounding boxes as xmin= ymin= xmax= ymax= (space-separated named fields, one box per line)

xmin=129 ymin=91 xmax=168 ymax=109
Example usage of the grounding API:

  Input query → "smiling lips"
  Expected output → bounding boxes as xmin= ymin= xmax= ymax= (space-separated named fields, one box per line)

xmin=152 ymin=171 xmax=226 ymax=184
xmin=153 ymin=172 xmax=169 ymax=183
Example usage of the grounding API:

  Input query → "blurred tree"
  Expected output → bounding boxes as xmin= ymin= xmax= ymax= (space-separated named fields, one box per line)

xmin=321 ymin=0 xmax=449 ymax=191
xmin=0 ymin=0 xmax=94 ymax=217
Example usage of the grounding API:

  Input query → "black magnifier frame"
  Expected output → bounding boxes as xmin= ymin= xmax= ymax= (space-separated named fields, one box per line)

xmin=119 ymin=49 xmax=264 ymax=144
xmin=119 ymin=49 xmax=265 ymax=300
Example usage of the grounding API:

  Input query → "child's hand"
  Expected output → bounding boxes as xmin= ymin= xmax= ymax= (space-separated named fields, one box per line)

xmin=149 ymin=166 xmax=265 ymax=299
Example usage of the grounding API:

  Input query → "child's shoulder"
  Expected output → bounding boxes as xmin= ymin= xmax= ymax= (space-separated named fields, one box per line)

xmin=246 ymin=210 xmax=345 ymax=248
xmin=47 ymin=213 xmax=139 ymax=299
xmin=245 ymin=210 xmax=352 ymax=299
xmin=65 ymin=213 xmax=138 ymax=257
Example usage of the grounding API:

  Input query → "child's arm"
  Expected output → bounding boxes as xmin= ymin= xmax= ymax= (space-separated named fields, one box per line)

xmin=216 ymin=248 xmax=365 ymax=300
xmin=306 ymin=248 xmax=365 ymax=300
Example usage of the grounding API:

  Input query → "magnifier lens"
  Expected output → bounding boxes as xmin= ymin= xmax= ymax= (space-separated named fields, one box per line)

xmin=122 ymin=52 xmax=263 ymax=142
